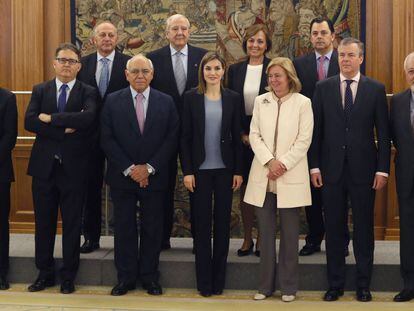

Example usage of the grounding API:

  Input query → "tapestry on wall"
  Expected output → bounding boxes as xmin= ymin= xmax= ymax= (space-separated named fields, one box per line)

xmin=72 ymin=0 xmax=365 ymax=237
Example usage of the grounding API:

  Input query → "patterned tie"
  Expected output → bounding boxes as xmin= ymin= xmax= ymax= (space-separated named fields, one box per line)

xmin=98 ymin=57 xmax=110 ymax=98
xmin=174 ymin=51 xmax=186 ymax=95
xmin=344 ymin=80 xmax=354 ymax=121
xmin=58 ymin=84 xmax=68 ymax=112
xmin=317 ymin=56 xmax=326 ymax=81
xmin=136 ymin=93 xmax=145 ymax=134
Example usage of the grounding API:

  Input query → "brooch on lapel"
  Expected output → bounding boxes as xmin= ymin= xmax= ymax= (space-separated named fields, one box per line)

xmin=262 ymin=98 xmax=271 ymax=105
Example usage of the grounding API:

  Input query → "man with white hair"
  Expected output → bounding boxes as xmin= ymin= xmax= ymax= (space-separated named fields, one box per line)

xmin=77 ymin=21 xmax=131 ymax=254
xmin=147 ymin=14 xmax=207 ymax=250
xmin=390 ymin=52 xmax=414 ymax=302
xmin=101 ymin=54 xmax=179 ymax=296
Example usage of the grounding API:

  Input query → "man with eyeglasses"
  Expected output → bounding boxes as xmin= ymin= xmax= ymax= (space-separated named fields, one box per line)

xmin=147 ymin=14 xmax=207 ymax=251
xmin=293 ymin=17 xmax=350 ymax=258
xmin=25 ymin=43 xmax=98 ymax=294
xmin=77 ymin=21 xmax=131 ymax=254
xmin=101 ymin=54 xmax=178 ymax=296
xmin=0 ymin=87 xmax=17 ymax=290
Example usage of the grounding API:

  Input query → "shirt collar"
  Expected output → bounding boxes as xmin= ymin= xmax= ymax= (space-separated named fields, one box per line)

xmin=170 ymin=44 xmax=188 ymax=56
xmin=130 ymin=86 xmax=150 ymax=100
xmin=340 ymin=72 xmax=361 ymax=83
xmin=97 ymin=50 xmax=115 ymax=62
xmin=55 ymin=78 xmax=76 ymax=91
xmin=315 ymin=49 xmax=333 ymax=61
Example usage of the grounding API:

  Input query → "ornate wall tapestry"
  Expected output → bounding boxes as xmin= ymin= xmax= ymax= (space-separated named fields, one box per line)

xmin=73 ymin=0 xmax=365 ymax=237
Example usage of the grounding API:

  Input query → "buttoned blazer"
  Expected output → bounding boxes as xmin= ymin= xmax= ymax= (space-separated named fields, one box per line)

xmin=180 ymin=88 xmax=243 ymax=176
xmin=309 ymin=75 xmax=391 ymax=184
xmin=293 ymin=50 xmax=340 ymax=100
xmin=147 ymin=44 xmax=208 ymax=114
xmin=101 ymin=87 xmax=179 ymax=191
xmin=244 ymin=92 xmax=314 ymax=208
xmin=24 ymin=80 xmax=98 ymax=181
xmin=227 ymin=56 xmax=271 ymax=134
xmin=0 ymin=88 xmax=17 ymax=182
xmin=390 ymin=89 xmax=414 ymax=197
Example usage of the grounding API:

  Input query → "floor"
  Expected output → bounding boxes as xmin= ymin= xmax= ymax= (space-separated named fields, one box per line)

xmin=0 ymin=285 xmax=412 ymax=311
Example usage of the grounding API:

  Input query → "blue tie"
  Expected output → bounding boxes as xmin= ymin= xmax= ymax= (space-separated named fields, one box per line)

xmin=58 ymin=84 xmax=68 ymax=112
xmin=344 ymin=80 xmax=353 ymax=122
xmin=98 ymin=57 xmax=109 ymax=98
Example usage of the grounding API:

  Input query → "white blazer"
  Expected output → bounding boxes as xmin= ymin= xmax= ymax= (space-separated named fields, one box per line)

xmin=244 ymin=92 xmax=313 ymax=208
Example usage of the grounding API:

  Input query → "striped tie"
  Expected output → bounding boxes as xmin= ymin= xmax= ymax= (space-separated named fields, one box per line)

xmin=98 ymin=57 xmax=109 ymax=98
xmin=174 ymin=51 xmax=186 ymax=95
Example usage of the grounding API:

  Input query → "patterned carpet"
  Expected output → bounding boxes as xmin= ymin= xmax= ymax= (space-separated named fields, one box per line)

xmin=0 ymin=285 xmax=412 ymax=311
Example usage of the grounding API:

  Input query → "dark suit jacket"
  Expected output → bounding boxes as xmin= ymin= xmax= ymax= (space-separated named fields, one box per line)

xmin=227 ymin=56 xmax=271 ymax=134
xmin=180 ymin=88 xmax=243 ymax=176
xmin=390 ymin=89 xmax=414 ymax=197
xmin=101 ymin=87 xmax=179 ymax=191
xmin=309 ymin=74 xmax=391 ymax=184
xmin=147 ymin=44 xmax=207 ymax=114
xmin=293 ymin=50 xmax=340 ymax=100
xmin=25 ymin=80 xmax=98 ymax=181
xmin=0 ymin=88 xmax=17 ymax=183
xmin=77 ymin=50 xmax=131 ymax=103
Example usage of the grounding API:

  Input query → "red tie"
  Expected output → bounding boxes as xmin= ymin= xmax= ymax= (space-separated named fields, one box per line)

xmin=136 ymin=93 xmax=145 ymax=134
xmin=318 ymin=56 xmax=326 ymax=81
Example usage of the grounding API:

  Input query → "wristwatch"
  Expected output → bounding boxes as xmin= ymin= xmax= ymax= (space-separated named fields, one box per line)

xmin=146 ymin=164 xmax=155 ymax=175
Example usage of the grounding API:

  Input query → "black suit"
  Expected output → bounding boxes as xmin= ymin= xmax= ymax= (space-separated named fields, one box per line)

xmin=309 ymin=74 xmax=390 ymax=289
xmin=227 ymin=57 xmax=270 ymax=180
xmin=147 ymin=44 xmax=207 ymax=245
xmin=25 ymin=79 xmax=98 ymax=281
xmin=180 ymin=88 xmax=242 ymax=292
xmin=77 ymin=51 xmax=131 ymax=244
xmin=390 ymin=89 xmax=414 ymax=290
xmin=0 ymin=88 xmax=17 ymax=278
xmin=101 ymin=87 xmax=179 ymax=285
xmin=293 ymin=50 xmax=342 ymax=247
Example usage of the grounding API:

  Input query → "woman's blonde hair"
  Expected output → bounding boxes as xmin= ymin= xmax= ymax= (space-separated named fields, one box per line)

xmin=265 ymin=57 xmax=302 ymax=93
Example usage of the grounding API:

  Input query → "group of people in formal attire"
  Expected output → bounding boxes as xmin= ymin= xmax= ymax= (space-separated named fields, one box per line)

xmin=1 ymin=13 xmax=414 ymax=304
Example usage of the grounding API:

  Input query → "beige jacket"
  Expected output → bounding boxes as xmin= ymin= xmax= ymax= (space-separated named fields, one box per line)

xmin=244 ymin=92 xmax=313 ymax=208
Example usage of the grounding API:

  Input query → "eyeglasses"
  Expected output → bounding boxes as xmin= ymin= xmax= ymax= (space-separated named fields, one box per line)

xmin=128 ymin=68 xmax=151 ymax=76
xmin=55 ymin=58 xmax=80 ymax=65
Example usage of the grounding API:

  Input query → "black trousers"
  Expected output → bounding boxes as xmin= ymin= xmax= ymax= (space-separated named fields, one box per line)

xmin=162 ymin=154 xmax=177 ymax=245
xmin=192 ymin=169 xmax=233 ymax=292
xmin=323 ymin=162 xmax=375 ymax=289
xmin=32 ymin=163 xmax=85 ymax=281
xmin=82 ymin=147 xmax=105 ymax=243
xmin=111 ymin=187 xmax=164 ymax=285
xmin=305 ymin=186 xmax=350 ymax=246
xmin=398 ymin=190 xmax=414 ymax=290
xmin=0 ymin=182 xmax=11 ymax=277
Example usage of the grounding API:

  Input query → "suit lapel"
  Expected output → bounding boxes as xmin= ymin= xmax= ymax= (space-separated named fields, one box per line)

xmin=144 ymin=88 xmax=158 ymax=134
xmin=65 ymin=80 xmax=80 ymax=111
xmin=327 ymin=50 xmax=339 ymax=77
xmin=107 ymin=51 xmax=123 ymax=93
xmin=259 ymin=57 xmax=271 ymax=93
xmin=194 ymin=92 xmax=205 ymax=140
xmin=333 ymin=76 xmax=344 ymax=118
xmin=122 ymin=88 xmax=141 ymax=136
xmin=402 ymin=90 xmax=414 ymax=141
xmin=308 ymin=53 xmax=318 ymax=85
xmin=46 ymin=80 xmax=58 ymax=113
xmin=86 ymin=53 xmax=98 ymax=88
xmin=221 ymin=90 xmax=231 ymax=139
xmin=352 ymin=75 xmax=367 ymax=116
xmin=187 ymin=45 xmax=200 ymax=91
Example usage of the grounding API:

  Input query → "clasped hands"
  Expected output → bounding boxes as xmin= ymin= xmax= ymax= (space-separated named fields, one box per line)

xmin=38 ymin=113 xmax=76 ymax=133
xmin=130 ymin=164 xmax=149 ymax=188
xmin=267 ymin=159 xmax=287 ymax=180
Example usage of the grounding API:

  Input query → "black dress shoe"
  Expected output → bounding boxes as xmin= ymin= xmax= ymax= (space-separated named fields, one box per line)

xmin=143 ymin=281 xmax=162 ymax=295
xmin=254 ymin=250 xmax=261 ymax=257
xmin=299 ymin=243 xmax=321 ymax=256
xmin=394 ymin=289 xmax=414 ymax=302
xmin=28 ymin=278 xmax=55 ymax=292
xmin=0 ymin=276 xmax=9 ymax=290
xmin=323 ymin=288 xmax=344 ymax=301
xmin=237 ymin=240 xmax=254 ymax=256
xmin=80 ymin=240 xmax=100 ymax=254
xmin=111 ymin=282 xmax=136 ymax=296
xmin=60 ymin=280 xmax=75 ymax=294
xmin=213 ymin=289 xmax=223 ymax=295
xmin=200 ymin=290 xmax=212 ymax=297
xmin=356 ymin=288 xmax=372 ymax=302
